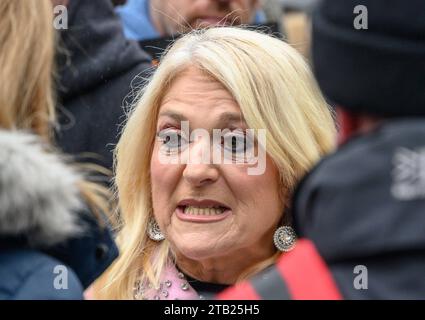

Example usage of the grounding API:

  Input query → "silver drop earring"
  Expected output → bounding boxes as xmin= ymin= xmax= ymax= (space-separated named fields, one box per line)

xmin=273 ymin=226 xmax=297 ymax=252
xmin=147 ymin=218 xmax=165 ymax=241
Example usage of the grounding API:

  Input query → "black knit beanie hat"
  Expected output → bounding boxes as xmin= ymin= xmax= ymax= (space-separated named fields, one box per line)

xmin=312 ymin=0 xmax=425 ymax=117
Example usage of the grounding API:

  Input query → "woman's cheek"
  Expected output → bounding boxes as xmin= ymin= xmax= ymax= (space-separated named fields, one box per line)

xmin=151 ymin=147 xmax=172 ymax=188
xmin=151 ymin=157 xmax=181 ymax=223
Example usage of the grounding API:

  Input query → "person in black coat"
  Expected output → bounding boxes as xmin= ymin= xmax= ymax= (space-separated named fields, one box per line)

xmin=0 ymin=130 xmax=118 ymax=299
xmin=218 ymin=0 xmax=425 ymax=299
xmin=55 ymin=0 xmax=152 ymax=176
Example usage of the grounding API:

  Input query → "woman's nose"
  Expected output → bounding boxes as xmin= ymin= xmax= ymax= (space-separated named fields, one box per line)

xmin=182 ymin=139 xmax=219 ymax=187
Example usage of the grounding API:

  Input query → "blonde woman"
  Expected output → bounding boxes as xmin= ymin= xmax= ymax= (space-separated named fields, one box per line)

xmin=96 ymin=27 xmax=336 ymax=299
xmin=0 ymin=0 xmax=117 ymax=299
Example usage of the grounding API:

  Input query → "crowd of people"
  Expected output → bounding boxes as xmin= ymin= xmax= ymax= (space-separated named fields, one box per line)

xmin=0 ymin=0 xmax=424 ymax=300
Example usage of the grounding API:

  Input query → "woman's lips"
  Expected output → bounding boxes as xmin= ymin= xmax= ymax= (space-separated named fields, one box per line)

xmin=175 ymin=206 xmax=231 ymax=223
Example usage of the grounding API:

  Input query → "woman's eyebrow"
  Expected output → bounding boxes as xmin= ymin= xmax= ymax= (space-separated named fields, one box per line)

xmin=218 ymin=112 xmax=246 ymax=126
xmin=158 ymin=110 xmax=187 ymax=122
xmin=157 ymin=110 xmax=246 ymax=127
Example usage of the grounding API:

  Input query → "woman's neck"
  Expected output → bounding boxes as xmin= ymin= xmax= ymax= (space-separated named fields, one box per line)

xmin=175 ymin=243 xmax=277 ymax=285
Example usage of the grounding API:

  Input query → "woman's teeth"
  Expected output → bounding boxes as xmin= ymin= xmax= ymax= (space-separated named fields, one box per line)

xmin=183 ymin=206 xmax=226 ymax=215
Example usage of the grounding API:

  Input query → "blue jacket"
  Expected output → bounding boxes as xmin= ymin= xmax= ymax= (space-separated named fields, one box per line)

xmin=0 ymin=249 xmax=84 ymax=300
xmin=0 ymin=130 xmax=118 ymax=300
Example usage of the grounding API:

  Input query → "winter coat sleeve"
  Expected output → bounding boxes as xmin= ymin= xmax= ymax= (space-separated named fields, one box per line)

xmin=11 ymin=254 xmax=84 ymax=300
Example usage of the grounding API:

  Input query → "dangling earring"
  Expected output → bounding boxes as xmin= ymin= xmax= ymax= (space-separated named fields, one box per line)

xmin=273 ymin=226 xmax=297 ymax=252
xmin=147 ymin=217 xmax=165 ymax=241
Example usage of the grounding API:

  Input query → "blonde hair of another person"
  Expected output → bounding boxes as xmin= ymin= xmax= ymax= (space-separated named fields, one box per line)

xmin=96 ymin=27 xmax=336 ymax=299
xmin=0 ymin=0 xmax=112 ymax=225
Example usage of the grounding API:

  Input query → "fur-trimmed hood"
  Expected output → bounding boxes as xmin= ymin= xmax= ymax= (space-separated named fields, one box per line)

xmin=0 ymin=130 xmax=84 ymax=247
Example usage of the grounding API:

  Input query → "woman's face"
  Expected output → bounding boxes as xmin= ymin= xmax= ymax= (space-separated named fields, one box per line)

xmin=150 ymin=67 xmax=283 ymax=261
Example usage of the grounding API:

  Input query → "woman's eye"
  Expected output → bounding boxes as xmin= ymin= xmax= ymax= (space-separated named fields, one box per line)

xmin=222 ymin=133 xmax=253 ymax=154
xmin=157 ymin=130 xmax=188 ymax=151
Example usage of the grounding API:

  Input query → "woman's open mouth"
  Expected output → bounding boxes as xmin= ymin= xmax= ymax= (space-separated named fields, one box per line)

xmin=175 ymin=199 xmax=232 ymax=222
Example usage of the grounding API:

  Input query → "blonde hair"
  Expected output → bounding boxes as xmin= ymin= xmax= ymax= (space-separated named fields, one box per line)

xmin=96 ymin=27 xmax=336 ymax=299
xmin=0 ymin=1 xmax=112 ymax=229
xmin=0 ymin=0 xmax=55 ymax=138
